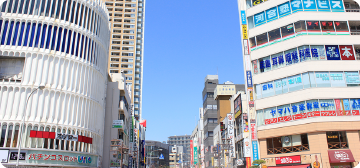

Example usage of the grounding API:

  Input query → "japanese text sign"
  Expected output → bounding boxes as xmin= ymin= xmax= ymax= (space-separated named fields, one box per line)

xmin=246 ymin=71 xmax=253 ymax=87
xmin=241 ymin=10 xmax=247 ymax=25
xmin=317 ymin=0 xmax=331 ymax=12
xmin=303 ymin=0 xmax=317 ymax=11
xmin=291 ymin=0 xmax=303 ymax=12
xmin=254 ymin=11 xmax=266 ymax=27
xmin=325 ymin=45 xmax=341 ymax=60
xmin=339 ymin=45 xmax=355 ymax=60
xmin=266 ymin=7 xmax=278 ymax=22
xmin=278 ymin=2 xmax=291 ymax=18
xmin=276 ymin=155 xmax=301 ymax=165
xmin=252 ymin=141 xmax=259 ymax=161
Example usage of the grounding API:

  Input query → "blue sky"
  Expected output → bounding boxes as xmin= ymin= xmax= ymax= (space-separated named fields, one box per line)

xmin=142 ymin=0 xmax=245 ymax=142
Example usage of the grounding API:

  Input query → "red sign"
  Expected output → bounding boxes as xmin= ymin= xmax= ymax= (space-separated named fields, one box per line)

xmin=276 ymin=155 xmax=301 ymax=165
xmin=352 ymin=110 xmax=360 ymax=115
xmin=321 ymin=111 xmax=336 ymax=116
xmin=292 ymin=113 xmax=307 ymax=120
xmin=307 ymin=111 xmax=320 ymax=118
xmin=246 ymin=157 xmax=251 ymax=168
xmin=328 ymin=150 xmax=355 ymax=163
xmin=190 ymin=140 xmax=193 ymax=165
xmin=339 ymin=45 xmax=355 ymax=60
xmin=265 ymin=118 xmax=277 ymax=125
xmin=249 ymin=101 xmax=255 ymax=107
xmin=278 ymin=116 xmax=292 ymax=122
xmin=251 ymin=123 xmax=257 ymax=140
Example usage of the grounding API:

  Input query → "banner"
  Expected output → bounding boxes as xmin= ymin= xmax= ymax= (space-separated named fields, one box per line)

xmin=227 ymin=113 xmax=236 ymax=158
xmin=190 ymin=140 xmax=193 ymax=165
xmin=194 ymin=146 xmax=198 ymax=164
xmin=252 ymin=141 xmax=259 ymax=161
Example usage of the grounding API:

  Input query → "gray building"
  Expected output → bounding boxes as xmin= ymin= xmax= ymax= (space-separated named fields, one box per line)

xmin=145 ymin=140 xmax=170 ymax=168
xmin=167 ymin=135 xmax=191 ymax=167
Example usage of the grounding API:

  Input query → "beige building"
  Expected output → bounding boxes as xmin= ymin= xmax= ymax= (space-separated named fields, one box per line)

xmin=105 ymin=0 xmax=145 ymax=118
xmin=238 ymin=0 xmax=360 ymax=168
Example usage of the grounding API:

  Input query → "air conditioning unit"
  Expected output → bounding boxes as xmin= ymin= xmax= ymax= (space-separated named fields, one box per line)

xmin=172 ymin=147 xmax=177 ymax=153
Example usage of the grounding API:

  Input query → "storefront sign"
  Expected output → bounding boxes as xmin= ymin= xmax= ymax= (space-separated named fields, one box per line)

xmin=278 ymin=2 xmax=291 ymax=17
xmin=246 ymin=157 xmax=251 ymax=168
xmin=245 ymin=55 xmax=251 ymax=70
xmin=241 ymin=10 xmax=247 ymax=25
xmin=249 ymin=101 xmax=254 ymax=107
xmin=254 ymin=11 xmax=266 ymax=27
xmin=242 ymin=25 xmax=248 ymax=39
xmin=244 ymin=40 xmax=250 ymax=55
xmin=328 ymin=150 xmax=355 ymax=163
xmin=194 ymin=146 xmax=198 ymax=164
xmin=112 ymin=120 xmax=124 ymax=128
xmin=244 ymin=138 xmax=251 ymax=157
xmin=227 ymin=113 xmax=236 ymax=158
xmin=246 ymin=71 xmax=253 ymax=87
xmin=325 ymin=45 xmax=341 ymax=60
xmin=339 ymin=45 xmax=355 ymax=60
xmin=252 ymin=141 xmax=259 ymax=161
xmin=266 ymin=7 xmax=278 ymax=22
xmin=9 ymin=152 xmax=25 ymax=160
xmin=56 ymin=133 xmax=78 ymax=141
xmin=0 ymin=150 xmax=9 ymax=163
xmin=26 ymin=150 xmax=97 ymax=167
xmin=276 ymin=155 xmax=301 ymax=164
xmin=29 ymin=131 xmax=92 ymax=144
xmin=251 ymin=123 xmax=257 ymax=140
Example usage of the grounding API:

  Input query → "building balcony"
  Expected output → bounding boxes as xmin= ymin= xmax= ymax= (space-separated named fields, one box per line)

xmin=134 ymin=85 xmax=140 ymax=90
xmin=135 ymin=74 xmax=140 ymax=78
xmin=135 ymin=68 xmax=140 ymax=72
xmin=134 ymin=91 xmax=140 ymax=97
xmin=136 ymin=40 xmax=141 ymax=44
xmin=136 ymin=51 xmax=141 ymax=55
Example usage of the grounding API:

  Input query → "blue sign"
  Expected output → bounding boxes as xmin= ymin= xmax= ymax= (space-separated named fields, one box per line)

xmin=266 ymin=7 xmax=278 ymax=22
xmin=254 ymin=11 xmax=266 ymax=27
xmin=291 ymin=0 xmax=303 ymax=12
xmin=345 ymin=72 xmax=360 ymax=84
xmin=325 ymin=45 xmax=340 ymax=60
xmin=330 ymin=0 xmax=344 ymax=12
xmin=178 ymin=160 xmax=182 ymax=163
xmin=252 ymin=141 xmax=259 ymax=161
xmin=246 ymin=71 xmax=253 ymax=87
xmin=303 ymin=0 xmax=317 ymax=11
xmin=343 ymin=99 xmax=350 ymax=110
xmin=317 ymin=0 xmax=331 ymax=12
xmin=241 ymin=10 xmax=247 ymax=25
xmin=278 ymin=2 xmax=291 ymax=18
xmin=159 ymin=154 xmax=164 ymax=160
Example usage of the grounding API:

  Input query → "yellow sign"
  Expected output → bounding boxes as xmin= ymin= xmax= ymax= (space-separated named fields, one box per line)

xmin=242 ymin=25 xmax=248 ymax=39
xmin=250 ymin=90 xmax=254 ymax=101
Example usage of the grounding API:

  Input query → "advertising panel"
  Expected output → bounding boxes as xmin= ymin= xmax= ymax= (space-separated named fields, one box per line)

xmin=227 ymin=113 xmax=236 ymax=158
xmin=339 ymin=45 xmax=355 ymax=60
xmin=241 ymin=10 xmax=247 ymax=25
xmin=330 ymin=0 xmax=345 ymax=12
xmin=194 ymin=146 xmax=198 ymax=164
xmin=266 ymin=7 xmax=278 ymax=22
xmin=244 ymin=138 xmax=251 ymax=157
xmin=317 ymin=0 xmax=331 ymax=12
xmin=214 ymin=85 xmax=236 ymax=98
xmin=254 ymin=11 xmax=266 ymax=26
xmin=345 ymin=72 xmax=360 ymax=84
xmin=251 ymin=123 xmax=257 ymax=140
xmin=278 ymin=2 xmax=291 ymax=18
xmin=0 ymin=150 xmax=9 ymax=163
xmin=291 ymin=0 xmax=303 ymax=12
xmin=245 ymin=55 xmax=251 ymax=70
xmin=242 ymin=25 xmax=248 ymax=39
xmin=244 ymin=40 xmax=250 ymax=55
xmin=325 ymin=45 xmax=341 ymax=60
xmin=26 ymin=150 xmax=97 ymax=167
xmin=246 ymin=71 xmax=253 ymax=87
xmin=275 ymin=155 xmax=301 ymax=165
xmin=303 ymin=0 xmax=317 ymax=11
xmin=190 ymin=140 xmax=193 ymax=165
xmin=246 ymin=157 xmax=251 ymax=168
xmin=252 ymin=141 xmax=259 ymax=161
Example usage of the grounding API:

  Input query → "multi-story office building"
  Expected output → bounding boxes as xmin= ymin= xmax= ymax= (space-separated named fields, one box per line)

xmin=104 ymin=0 xmax=145 ymax=119
xmin=0 ymin=0 xmax=110 ymax=167
xmin=145 ymin=140 xmax=170 ymax=167
xmin=167 ymin=135 xmax=191 ymax=166
xmin=238 ymin=0 xmax=360 ymax=168
xmin=202 ymin=75 xmax=219 ymax=168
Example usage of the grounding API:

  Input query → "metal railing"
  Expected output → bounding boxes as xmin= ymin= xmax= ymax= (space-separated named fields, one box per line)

xmin=346 ymin=9 xmax=360 ymax=12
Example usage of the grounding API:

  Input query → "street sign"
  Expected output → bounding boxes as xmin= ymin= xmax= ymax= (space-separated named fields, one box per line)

xmin=237 ymin=159 xmax=244 ymax=166
xmin=178 ymin=160 xmax=182 ymax=163
xmin=159 ymin=154 xmax=164 ymax=160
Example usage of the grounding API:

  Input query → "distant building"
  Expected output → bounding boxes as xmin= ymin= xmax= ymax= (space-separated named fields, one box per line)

xmin=167 ymin=135 xmax=191 ymax=167
xmin=145 ymin=140 xmax=170 ymax=168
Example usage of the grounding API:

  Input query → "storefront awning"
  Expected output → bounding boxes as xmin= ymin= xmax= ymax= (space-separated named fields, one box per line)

xmin=269 ymin=164 xmax=310 ymax=168
xmin=328 ymin=150 xmax=355 ymax=163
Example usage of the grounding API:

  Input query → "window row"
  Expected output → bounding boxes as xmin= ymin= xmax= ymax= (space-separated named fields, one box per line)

xmin=266 ymin=134 xmax=309 ymax=154
xmin=256 ymin=98 xmax=360 ymax=126
xmin=0 ymin=123 xmax=97 ymax=153
xmin=256 ymin=71 xmax=360 ymax=99
xmin=0 ymin=20 xmax=101 ymax=66
xmin=248 ymin=0 xmax=345 ymax=28
xmin=249 ymin=20 xmax=349 ymax=51
xmin=1 ymin=0 xmax=107 ymax=38
xmin=253 ymin=45 xmax=360 ymax=75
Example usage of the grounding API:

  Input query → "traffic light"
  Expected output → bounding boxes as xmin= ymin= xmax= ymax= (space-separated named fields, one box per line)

xmin=220 ymin=122 xmax=224 ymax=132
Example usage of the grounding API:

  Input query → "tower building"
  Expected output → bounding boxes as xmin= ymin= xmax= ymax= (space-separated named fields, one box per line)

xmin=238 ymin=0 xmax=360 ymax=168
xmin=104 ymin=0 xmax=145 ymax=119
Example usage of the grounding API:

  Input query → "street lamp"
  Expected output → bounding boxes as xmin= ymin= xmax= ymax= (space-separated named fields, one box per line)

xmin=148 ymin=148 xmax=162 ymax=168
xmin=16 ymin=85 xmax=45 ymax=166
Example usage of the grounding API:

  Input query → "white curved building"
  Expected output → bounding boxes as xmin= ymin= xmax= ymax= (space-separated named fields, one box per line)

xmin=0 ymin=0 xmax=110 ymax=167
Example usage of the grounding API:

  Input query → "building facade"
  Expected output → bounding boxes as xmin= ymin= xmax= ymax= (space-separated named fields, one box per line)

xmin=145 ymin=140 xmax=170 ymax=168
xmin=238 ymin=0 xmax=360 ymax=168
xmin=0 ymin=0 xmax=110 ymax=167
xmin=167 ymin=135 xmax=191 ymax=167
xmin=103 ymin=73 xmax=132 ymax=168
xmin=104 ymin=0 xmax=145 ymax=119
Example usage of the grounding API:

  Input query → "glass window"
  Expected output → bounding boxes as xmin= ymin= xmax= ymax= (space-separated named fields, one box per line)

xmin=315 ymin=72 xmax=331 ymax=87
xmin=326 ymin=131 xmax=348 ymax=149
xmin=321 ymin=21 xmax=335 ymax=31
xmin=277 ymin=104 xmax=292 ymax=119
xmin=281 ymin=24 xmax=295 ymax=38
xmin=256 ymin=33 xmax=268 ymax=45
xmin=307 ymin=21 xmax=321 ymax=30
xmin=271 ymin=52 xmax=285 ymax=70
xmin=259 ymin=56 xmax=271 ymax=73
xmin=256 ymin=110 xmax=265 ymax=126
xmin=262 ymin=81 xmax=275 ymax=98
xmin=264 ymin=108 xmax=277 ymax=124
xmin=255 ymin=84 xmax=262 ymax=99
xmin=298 ymin=45 xmax=311 ymax=62
xmin=344 ymin=71 xmax=360 ymax=85
xmin=249 ymin=37 xmax=256 ymax=48
xmin=292 ymin=101 xmax=306 ymax=117
xmin=284 ymin=49 xmax=294 ymax=65
xmin=302 ymin=72 xmax=311 ymax=89
xmin=294 ymin=20 xmax=306 ymax=34
xmin=330 ymin=72 xmax=346 ymax=87
xmin=288 ymin=74 xmax=303 ymax=92
xmin=308 ymin=72 xmax=317 ymax=88
xmin=268 ymin=28 xmax=281 ymax=42
xmin=310 ymin=45 xmax=326 ymax=60
xmin=334 ymin=21 xmax=349 ymax=32
xmin=248 ymin=16 xmax=254 ymax=29
xmin=274 ymin=79 xmax=283 ymax=95
xmin=320 ymin=99 xmax=335 ymax=112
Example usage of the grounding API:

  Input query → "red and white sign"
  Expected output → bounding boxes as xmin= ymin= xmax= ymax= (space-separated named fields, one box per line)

xmin=190 ymin=140 xmax=193 ymax=165
xmin=321 ymin=111 xmax=336 ymax=116
xmin=249 ymin=101 xmax=255 ymax=107
xmin=352 ymin=110 xmax=360 ymax=115
xmin=339 ymin=45 xmax=355 ymax=60
xmin=278 ymin=115 xmax=292 ymax=122
xmin=29 ymin=131 xmax=92 ymax=144
xmin=250 ymin=123 xmax=257 ymax=140
xmin=328 ymin=150 xmax=355 ymax=163
xmin=275 ymin=155 xmax=301 ymax=165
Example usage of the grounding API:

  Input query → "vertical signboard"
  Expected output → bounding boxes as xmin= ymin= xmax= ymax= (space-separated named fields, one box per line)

xmin=246 ymin=71 xmax=253 ymax=87
xmin=190 ymin=140 xmax=193 ymax=165
xmin=251 ymin=122 xmax=257 ymax=140
xmin=194 ymin=146 xmax=198 ymax=164
xmin=244 ymin=138 xmax=251 ymax=157
xmin=241 ymin=10 xmax=247 ymax=25
xmin=246 ymin=157 xmax=251 ymax=168
xmin=242 ymin=25 xmax=248 ymax=39
xmin=252 ymin=141 xmax=259 ymax=161
xmin=227 ymin=113 xmax=236 ymax=158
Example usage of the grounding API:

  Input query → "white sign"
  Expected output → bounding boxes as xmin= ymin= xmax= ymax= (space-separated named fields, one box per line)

xmin=112 ymin=120 xmax=124 ymax=128
xmin=237 ymin=159 xmax=244 ymax=166
xmin=0 ymin=150 xmax=9 ymax=163
xmin=243 ymin=40 xmax=250 ymax=55
xmin=245 ymin=55 xmax=251 ymax=71
xmin=56 ymin=133 xmax=78 ymax=141
xmin=227 ymin=113 xmax=236 ymax=158
xmin=244 ymin=138 xmax=251 ymax=157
